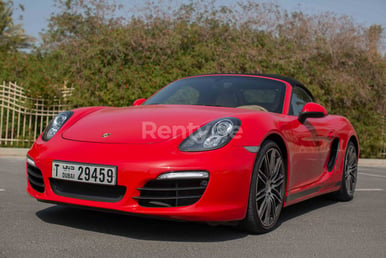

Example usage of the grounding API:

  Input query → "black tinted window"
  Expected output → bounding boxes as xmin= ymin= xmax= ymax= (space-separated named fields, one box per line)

xmin=289 ymin=86 xmax=313 ymax=116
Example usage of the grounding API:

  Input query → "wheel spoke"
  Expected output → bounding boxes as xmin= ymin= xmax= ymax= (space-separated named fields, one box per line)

xmin=268 ymin=150 xmax=276 ymax=176
xmin=350 ymin=171 xmax=357 ymax=182
xmin=345 ymin=175 xmax=352 ymax=192
xmin=350 ymin=148 xmax=356 ymax=162
xmin=258 ymin=169 xmax=268 ymax=184
xmin=271 ymin=188 xmax=283 ymax=204
xmin=350 ymin=164 xmax=357 ymax=173
xmin=264 ymin=197 xmax=272 ymax=225
xmin=271 ymin=158 xmax=283 ymax=181
xmin=349 ymin=166 xmax=357 ymax=179
xmin=347 ymin=178 xmax=352 ymax=192
xmin=272 ymin=174 xmax=284 ymax=188
xmin=263 ymin=154 xmax=270 ymax=176
xmin=348 ymin=161 xmax=355 ymax=171
xmin=269 ymin=196 xmax=277 ymax=221
xmin=350 ymin=174 xmax=356 ymax=187
xmin=348 ymin=149 xmax=357 ymax=169
xmin=256 ymin=188 xmax=266 ymax=201
xmin=349 ymin=177 xmax=354 ymax=192
xmin=258 ymin=197 xmax=268 ymax=216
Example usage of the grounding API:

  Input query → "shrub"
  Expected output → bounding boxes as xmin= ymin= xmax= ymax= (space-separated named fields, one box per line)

xmin=1 ymin=0 xmax=385 ymax=157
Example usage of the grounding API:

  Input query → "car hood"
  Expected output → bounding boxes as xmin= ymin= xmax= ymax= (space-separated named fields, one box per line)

xmin=62 ymin=105 xmax=253 ymax=144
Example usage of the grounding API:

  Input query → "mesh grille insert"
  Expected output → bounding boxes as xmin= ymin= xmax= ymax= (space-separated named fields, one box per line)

xmin=134 ymin=178 xmax=208 ymax=207
xmin=49 ymin=178 xmax=126 ymax=202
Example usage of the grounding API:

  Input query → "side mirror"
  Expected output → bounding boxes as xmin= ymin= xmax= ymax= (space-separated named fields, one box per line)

xmin=133 ymin=98 xmax=146 ymax=106
xmin=298 ymin=102 xmax=327 ymax=123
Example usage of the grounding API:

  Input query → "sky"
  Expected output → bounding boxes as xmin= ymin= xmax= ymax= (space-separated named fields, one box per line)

xmin=10 ymin=0 xmax=386 ymax=43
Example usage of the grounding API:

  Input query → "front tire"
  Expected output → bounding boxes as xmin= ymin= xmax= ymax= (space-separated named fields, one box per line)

xmin=333 ymin=141 xmax=358 ymax=201
xmin=241 ymin=140 xmax=286 ymax=233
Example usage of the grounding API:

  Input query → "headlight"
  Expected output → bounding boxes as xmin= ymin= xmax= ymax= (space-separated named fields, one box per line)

xmin=42 ymin=111 xmax=73 ymax=141
xmin=179 ymin=117 xmax=241 ymax=152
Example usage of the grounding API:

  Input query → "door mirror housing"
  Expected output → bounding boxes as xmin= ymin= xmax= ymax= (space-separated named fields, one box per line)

xmin=298 ymin=102 xmax=327 ymax=123
xmin=133 ymin=98 xmax=146 ymax=106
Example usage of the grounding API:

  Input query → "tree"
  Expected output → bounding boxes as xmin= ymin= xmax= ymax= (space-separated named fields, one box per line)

xmin=0 ymin=0 xmax=34 ymax=52
xmin=1 ymin=0 xmax=384 ymax=157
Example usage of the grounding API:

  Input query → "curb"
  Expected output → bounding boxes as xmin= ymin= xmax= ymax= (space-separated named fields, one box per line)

xmin=0 ymin=147 xmax=385 ymax=167
xmin=0 ymin=148 xmax=29 ymax=157
xmin=358 ymin=159 xmax=386 ymax=168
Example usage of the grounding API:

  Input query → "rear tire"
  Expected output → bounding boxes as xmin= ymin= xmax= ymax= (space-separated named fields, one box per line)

xmin=240 ymin=140 xmax=286 ymax=234
xmin=333 ymin=141 xmax=358 ymax=201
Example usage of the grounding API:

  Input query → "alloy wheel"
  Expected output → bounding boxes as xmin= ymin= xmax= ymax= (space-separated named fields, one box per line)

xmin=255 ymin=147 xmax=285 ymax=227
xmin=344 ymin=144 xmax=357 ymax=196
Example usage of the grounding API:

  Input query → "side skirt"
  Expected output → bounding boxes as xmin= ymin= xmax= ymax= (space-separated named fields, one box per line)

xmin=285 ymin=187 xmax=321 ymax=203
xmin=284 ymin=181 xmax=341 ymax=206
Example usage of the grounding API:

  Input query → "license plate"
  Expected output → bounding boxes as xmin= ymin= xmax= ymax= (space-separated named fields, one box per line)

xmin=52 ymin=161 xmax=117 ymax=185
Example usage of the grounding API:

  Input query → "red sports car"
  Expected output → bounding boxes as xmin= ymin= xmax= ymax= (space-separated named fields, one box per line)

xmin=26 ymin=74 xmax=359 ymax=233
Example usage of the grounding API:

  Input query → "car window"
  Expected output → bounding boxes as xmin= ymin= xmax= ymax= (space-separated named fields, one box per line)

xmin=163 ymin=86 xmax=199 ymax=105
xmin=144 ymin=76 xmax=286 ymax=113
xmin=240 ymin=88 xmax=283 ymax=112
xmin=242 ymin=89 xmax=276 ymax=104
xmin=289 ymin=86 xmax=313 ymax=116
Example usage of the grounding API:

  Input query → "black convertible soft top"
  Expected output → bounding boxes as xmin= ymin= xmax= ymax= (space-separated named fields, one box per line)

xmin=257 ymin=74 xmax=304 ymax=87
xmin=245 ymin=73 xmax=315 ymax=101
xmin=204 ymin=73 xmax=315 ymax=101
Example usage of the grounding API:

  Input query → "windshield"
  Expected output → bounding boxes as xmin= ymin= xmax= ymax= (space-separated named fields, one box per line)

xmin=144 ymin=76 xmax=286 ymax=113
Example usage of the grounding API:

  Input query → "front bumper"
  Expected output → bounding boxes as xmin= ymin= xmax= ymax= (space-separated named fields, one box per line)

xmin=26 ymin=137 xmax=256 ymax=222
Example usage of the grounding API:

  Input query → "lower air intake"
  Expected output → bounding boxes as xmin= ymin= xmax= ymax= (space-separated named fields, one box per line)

xmin=50 ymin=179 xmax=126 ymax=202
xmin=134 ymin=179 xmax=208 ymax=207
xmin=27 ymin=164 xmax=45 ymax=193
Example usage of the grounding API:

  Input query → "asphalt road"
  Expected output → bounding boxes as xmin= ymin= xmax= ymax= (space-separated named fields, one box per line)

xmin=1 ymin=157 xmax=385 ymax=258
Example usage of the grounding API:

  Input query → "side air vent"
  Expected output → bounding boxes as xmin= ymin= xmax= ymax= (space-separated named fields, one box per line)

xmin=327 ymin=138 xmax=340 ymax=171
xmin=27 ymin=163 xmax=45 ymax=193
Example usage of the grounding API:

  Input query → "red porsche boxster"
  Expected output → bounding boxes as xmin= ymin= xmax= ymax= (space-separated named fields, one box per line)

xmin=26 ymin=74 xmax=359 ymax=233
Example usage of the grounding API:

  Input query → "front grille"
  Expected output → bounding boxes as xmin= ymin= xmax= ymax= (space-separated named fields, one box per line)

xmin=27 ymin=164 xmax=45 ymax=193
xmin=134 ymin=179 xmax=208 ymax=207
xmin=49 ymin=178 xmax=126 ymax=202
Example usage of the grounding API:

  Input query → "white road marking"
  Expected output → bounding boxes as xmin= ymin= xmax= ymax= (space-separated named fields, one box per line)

xmin=359 ymin=172 xmax=386 ymax=178
xmin=0 ymin=189 xmax=5 ymax=192
xmin=356 ymin=188 xmax=384 ymax=191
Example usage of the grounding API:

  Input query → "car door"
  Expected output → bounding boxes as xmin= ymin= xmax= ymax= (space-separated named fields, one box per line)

xmin=286 ymin=86 xmax=332 ymax=190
